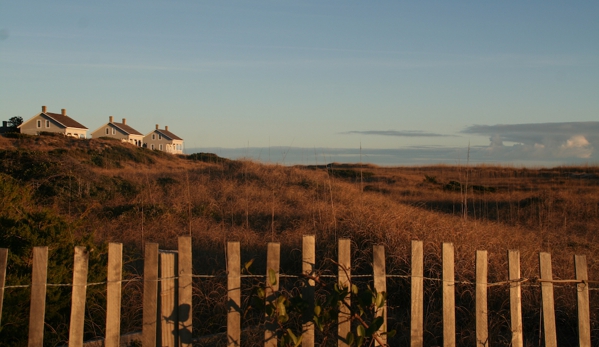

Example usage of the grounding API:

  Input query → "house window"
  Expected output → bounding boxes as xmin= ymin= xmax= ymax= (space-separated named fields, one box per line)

xmin=152 ymin=134 xmax=155 ymax=140
xmin=151 ymin=144 xmax=154 ymax=150
xmin=37 ymin=120 xmax=41 ymax=128
xmin=45 ymin=120 xmax=50 ymax=128
xmin=159 ymin=144 xmax=163 ymax=151
xmin=105 ymin=128 xmax=109 ymax=135
xmin=112 ymin=128 xmax=116 ymax=135
xmin=158 ymin=134 xmax=162 ymax=140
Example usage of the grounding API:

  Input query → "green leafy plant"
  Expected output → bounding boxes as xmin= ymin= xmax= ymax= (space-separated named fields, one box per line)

xmin=308 ymin=265 xmax=394 ymax=347
xmin=248 ymin=260 xmax=395 ymax=347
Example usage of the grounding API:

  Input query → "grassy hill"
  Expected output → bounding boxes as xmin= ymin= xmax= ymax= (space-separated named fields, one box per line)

xmin=1 ymin=133 xmax=598 ymax=346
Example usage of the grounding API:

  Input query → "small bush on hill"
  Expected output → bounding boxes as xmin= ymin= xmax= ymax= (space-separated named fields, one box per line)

xmin=97 ymin=136 xmax=121 ymax=141
xmin=188 ymin=152 xmax=230 ymax=163
xmin=2 ymin=132 xmax=31 ymax=139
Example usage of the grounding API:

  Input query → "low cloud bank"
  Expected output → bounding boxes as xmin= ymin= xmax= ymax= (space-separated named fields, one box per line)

xmin=462 ymin=122 xmax=599 ymax=160
xmin=186 ymin=122 xmax=599 ymax=166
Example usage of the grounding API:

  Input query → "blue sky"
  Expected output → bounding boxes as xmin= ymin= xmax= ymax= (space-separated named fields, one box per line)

xmin=1 ymin=1 xmax=598 ymax=165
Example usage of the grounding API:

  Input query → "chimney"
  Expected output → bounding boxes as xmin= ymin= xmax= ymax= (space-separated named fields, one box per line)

xmin=165 ymin=125 xmax=169 ymax=131
xmin=156 ymin=124 xmax=159 ymax=130
xmin=42 ymin=106 xmax=47 ymax=113
xmin=122 ymin=118 xmax=126 ymax=125
xmin=61 ymin=109 xmax=66 ymax=116
xmin=109 ymin=116 xmax=113 ymax=123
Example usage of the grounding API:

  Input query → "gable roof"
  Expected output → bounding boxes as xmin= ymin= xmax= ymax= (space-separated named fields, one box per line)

xmin=111 ymin=122 xmax=143 ymax=136
xmin=44 ymin=112 xmax=88 ymax=129
xmin=154 ymin=129 xmax=183 ymax=141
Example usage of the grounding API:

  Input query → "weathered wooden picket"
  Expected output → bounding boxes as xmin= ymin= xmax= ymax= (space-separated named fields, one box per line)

xmin=0 ymin=236 xmax=594 ymax=347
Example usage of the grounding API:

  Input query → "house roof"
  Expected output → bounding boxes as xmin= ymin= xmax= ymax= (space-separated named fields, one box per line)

xmin=44 ymin=112 xmax=88 ymax=129
xmin=111 ymin=122 xmax=143 ymax=136
xmin=155 ymin=129 xmax=183 ymax=141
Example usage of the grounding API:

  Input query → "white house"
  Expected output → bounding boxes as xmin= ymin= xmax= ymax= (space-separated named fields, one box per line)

xmin=18 ymin=106 xmax=88 ymax=138
xmin=90 ymin=116 xmax=144 ymax=146
xmin=143 ymin=124 xmax=184 ymax=154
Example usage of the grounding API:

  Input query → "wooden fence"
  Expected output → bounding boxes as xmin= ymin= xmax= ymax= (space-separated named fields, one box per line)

xmin=0 ymin=236 xmax=594 ymax=347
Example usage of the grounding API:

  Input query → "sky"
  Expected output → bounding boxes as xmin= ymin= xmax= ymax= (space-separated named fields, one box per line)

xmin=1 ymin=1 xmax=598 ymax=166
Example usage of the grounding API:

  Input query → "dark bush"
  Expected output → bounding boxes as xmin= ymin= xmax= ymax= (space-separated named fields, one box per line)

xmin=0 ymin=174 xmax=107 ymax=346
xmin=157 ymin=176 xmax=179 ymax=187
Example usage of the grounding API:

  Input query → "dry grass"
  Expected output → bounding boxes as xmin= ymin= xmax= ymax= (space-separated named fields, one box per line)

xmin=1 ymin=134 xmax=598 ymax=345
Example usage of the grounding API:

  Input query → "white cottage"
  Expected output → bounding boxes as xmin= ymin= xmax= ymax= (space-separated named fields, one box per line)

xmin=18 ymin=106 xmax=88 ymax=138
xmin=90 ymin=116 xmax=144 ymax=146
xmin=143 ymin=124 xmax=184 ymax=154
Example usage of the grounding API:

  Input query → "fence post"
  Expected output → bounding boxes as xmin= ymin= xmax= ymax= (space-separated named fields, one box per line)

xmin=373 ymin=245 xmax=387 ymax=346
xmin=265 ymin=242 xmax=281 ymax=347
xmin=227 ymin=242 xmax=241 ymax=347
xmin=105 ymin=243 xmax=123 ymax=347
xmin=68 ymin=246 xmax=89 ymax=347
xmin=442 ymin=243 xmax=455 ymax=347
xmin=142 ymin=243 xmax=159 ymax=347
xmin=508 ymin=250 xmax=523 ymax=347
xmin=539 ymin=252 xmax=557 ymax=347
xmin=160 ymin=251 xmax=178 ymax=347
xmin=410 ymin=240 xmax=423 ymax=347
xmin=0 ymin=248 xmax=7 ymax=327
xmin=575 ymin=255 xmax=590 ymax=347
xmin=475 ymin=250 xmax=488 ymax=347
xmin=302 ymin=235 xmax=315 ymax=347
xmin=338 ymin=238 xmax=351 ymax=347
xmin=178 ymin=236 xmax=193 ymax=347
xmin=28 ymin=246 xmax=48 ymax=347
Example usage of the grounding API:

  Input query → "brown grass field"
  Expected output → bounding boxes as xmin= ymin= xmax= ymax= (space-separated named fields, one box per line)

xmin=0 ymin=133 xmax=598 ymax=346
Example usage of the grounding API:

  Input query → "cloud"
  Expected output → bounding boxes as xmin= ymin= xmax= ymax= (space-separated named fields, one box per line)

xmin=187 ymin=122 xmax=599 ymax=166
xmin=462 ymin=122 xmax=599 ymax=143
xmin=461 ymin=122 xmax=599 ymax=160
xmin=341 ymin=130 xmax=455 ymax=137
xmin=560 ymin=135 xmax=592 ymax=159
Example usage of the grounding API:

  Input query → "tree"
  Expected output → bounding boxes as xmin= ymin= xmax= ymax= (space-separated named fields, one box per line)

xmin=4 ymin=116 xmax=23 ymax=133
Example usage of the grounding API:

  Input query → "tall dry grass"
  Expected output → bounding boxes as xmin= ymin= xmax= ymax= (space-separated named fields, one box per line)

xmin=87 ymin=159 xmax=598 ymax=345
xmin=0 ymin=135 xmax=597 ymax=345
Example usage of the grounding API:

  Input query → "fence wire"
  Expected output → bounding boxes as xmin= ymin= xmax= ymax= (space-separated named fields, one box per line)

xmin=3 ymin=274 xmax=598 ymax=290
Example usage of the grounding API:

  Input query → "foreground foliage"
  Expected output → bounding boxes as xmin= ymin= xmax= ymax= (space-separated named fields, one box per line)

xmin=0 ymin=174 xmax=107 ymax=346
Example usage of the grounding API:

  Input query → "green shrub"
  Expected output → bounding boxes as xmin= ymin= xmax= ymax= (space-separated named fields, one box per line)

xmin=0 ymin=174 xmax=107 ymax=346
